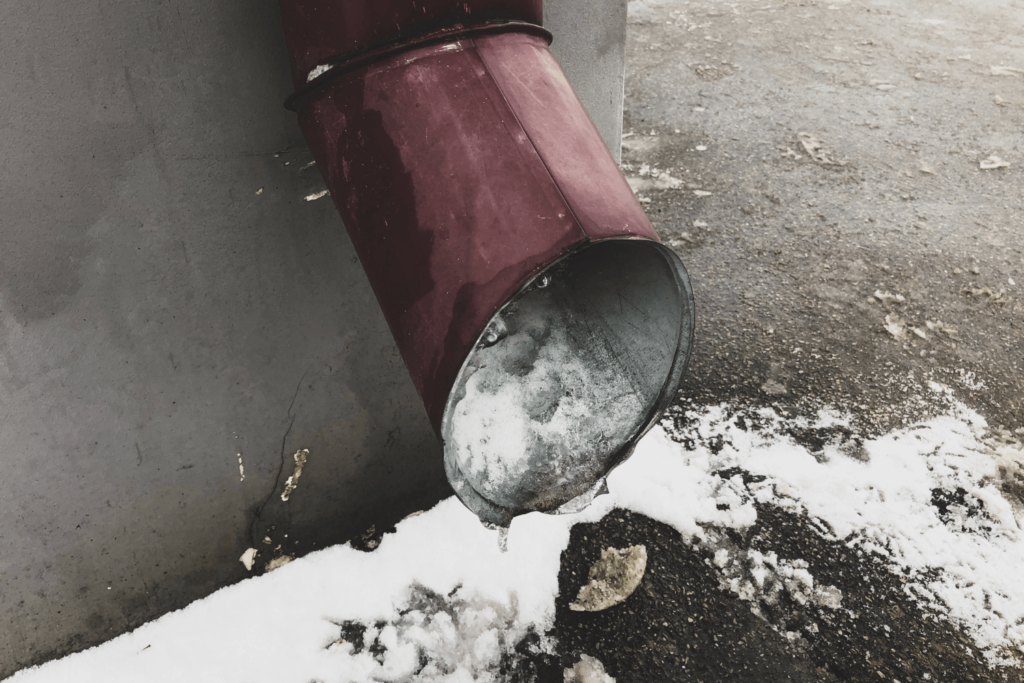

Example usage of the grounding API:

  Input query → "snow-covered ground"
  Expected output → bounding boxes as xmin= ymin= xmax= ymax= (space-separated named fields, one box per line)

xmin=8 ymin=397 xmax=1024 ymax=682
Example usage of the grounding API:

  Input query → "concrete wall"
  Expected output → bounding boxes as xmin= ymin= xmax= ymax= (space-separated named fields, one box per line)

xmin=0 ymin=1 xmax=625 ymax=675
xmin=546 ymin=0 xmax=627 ymax=161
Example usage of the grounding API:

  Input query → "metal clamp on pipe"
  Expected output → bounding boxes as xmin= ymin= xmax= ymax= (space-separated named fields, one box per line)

xmin=279 ymin=0 xmax=695 ymax=529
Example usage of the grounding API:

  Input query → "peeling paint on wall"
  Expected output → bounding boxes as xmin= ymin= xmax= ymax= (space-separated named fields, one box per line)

xmin=280 ymin=449 xmax=308 ymax=501
xmin=239 ymin=548 xmax=257 ymax=571
xmin=265 ymin=555 xmax=294 ymax=572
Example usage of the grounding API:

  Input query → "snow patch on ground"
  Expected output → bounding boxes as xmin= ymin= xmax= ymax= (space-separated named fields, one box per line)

xmin=714 ymin=545 xmax=845 ymax=613
xmin=664 ymin=402 xmax=1024 ymax=666
xmin=324 ymin=584 xmax=546 ymax=682
xmin=9 ymin=400 xmax=1024 ymax=681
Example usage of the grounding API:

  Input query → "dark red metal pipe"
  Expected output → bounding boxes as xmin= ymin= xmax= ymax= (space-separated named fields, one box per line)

xmin=279 ymin=1 xmax=543 ymax=92
xmin=278 ymin=0 xmax=694 ymax=524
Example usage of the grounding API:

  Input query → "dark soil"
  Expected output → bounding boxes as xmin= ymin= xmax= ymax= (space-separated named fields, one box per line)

xmin=550 ymin=507 xmax=1017 ymax=683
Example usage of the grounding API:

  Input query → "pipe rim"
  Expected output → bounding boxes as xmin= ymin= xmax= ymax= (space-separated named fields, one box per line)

xmin=441 ymin=238 xmax=695 ymax=526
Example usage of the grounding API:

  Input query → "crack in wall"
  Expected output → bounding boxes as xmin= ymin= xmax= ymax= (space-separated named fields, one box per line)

xmin=246 ymin=368 xmax=310 ymax=553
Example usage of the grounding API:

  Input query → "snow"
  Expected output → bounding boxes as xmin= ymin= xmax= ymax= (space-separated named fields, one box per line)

xmin=444 ymin=265 xmax=658 ymax=520
xmin=8 ymin=399 xmax=1024 ymax=682
xmin=563 ymin=654 xmax=615 ymax=683
xmin=450 ymin=322 xmax=642 ymax=510
xmin=306 ymin=63 xmax=332 ymax=83
xmin=714 ymin=546 xmax=845 ymax=612
xmin=662 ymin=401 xmax=1024 ymax=666
xmin=7 ymin=498 xmax=573 ymax=683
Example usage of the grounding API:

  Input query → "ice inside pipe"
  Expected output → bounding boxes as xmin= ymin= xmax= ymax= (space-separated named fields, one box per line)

xmin=441 ymin=240 xmax=694 ymax=528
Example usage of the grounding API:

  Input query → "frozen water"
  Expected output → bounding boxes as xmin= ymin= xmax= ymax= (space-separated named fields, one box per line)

xmin=325 ymin=584 xmax=550 ymax=682
xmin=564 ymin=654 xmax=616 ymax=682
xmin=442 ymin=240 xmax=692 ymax=524
xmin=450 ymin=323 xmax=643 ymax=511
xmin=569 ymin=545 xmax=648 ymax=612
xmin=306 ymin=63 xmax=332 ymax=82
xmin=447 ymin=275 xmax=646 ymax=516
xmin=660 ymin=402 xmax=1024 ymax=666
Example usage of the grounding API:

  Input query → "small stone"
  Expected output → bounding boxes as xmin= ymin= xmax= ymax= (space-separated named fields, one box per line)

xmin=874 ymin=290 xmax=906 ymax=303
xmin=980 ymin=155 xmax=1010 ymax=170
xmin=564 ymin=654 xmax=616 ymax=683
xmin=570 ymin=546 xmax=647 ymax=612
xmin=883 ymin=314 xmax=906 ymax=340
xmin=760 ymin=380 xmax=788 ymax=396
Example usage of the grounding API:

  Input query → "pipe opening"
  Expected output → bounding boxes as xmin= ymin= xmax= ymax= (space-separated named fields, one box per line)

xmin=441 ymin=239 xmax=694 ymax=526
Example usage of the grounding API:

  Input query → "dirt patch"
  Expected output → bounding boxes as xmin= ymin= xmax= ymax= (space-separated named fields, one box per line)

xmin=552 ymin=507 xmax=1014 ymax=682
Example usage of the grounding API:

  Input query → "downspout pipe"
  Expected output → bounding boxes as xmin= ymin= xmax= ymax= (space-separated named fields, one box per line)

xmin=278 ymin=0 xmax=695 ymax=528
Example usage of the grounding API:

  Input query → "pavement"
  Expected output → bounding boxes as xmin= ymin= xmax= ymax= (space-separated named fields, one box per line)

xmin=623 ymin=0 xmax=1022 ymax=435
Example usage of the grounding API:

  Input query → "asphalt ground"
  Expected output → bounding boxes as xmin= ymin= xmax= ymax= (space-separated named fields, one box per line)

xmin=624 ymin=0 xmax=1023 ymax=436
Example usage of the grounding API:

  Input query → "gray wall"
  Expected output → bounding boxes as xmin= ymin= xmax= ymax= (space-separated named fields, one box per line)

xmin=546 ymin=0 xmax=627 ymax=162
xmin=0 ymin=1 xmax=625 ymax=675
